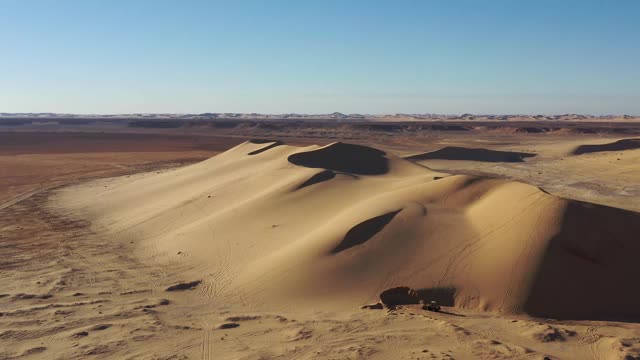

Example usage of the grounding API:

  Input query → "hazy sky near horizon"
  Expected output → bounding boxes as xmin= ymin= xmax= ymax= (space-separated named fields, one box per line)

xmin=1 ymin=0 xmax=639 ymax=115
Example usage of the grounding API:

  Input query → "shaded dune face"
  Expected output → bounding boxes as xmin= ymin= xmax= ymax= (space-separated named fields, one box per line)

xmin=523 ymin=201 xmax=640 ymax=320
xmin=247 ymin=139 xmax=280 ymax=144
xmin=406 ymin=147 xmax=537 ymax=162
xmin=572 ymin=138 xmax=640 ymax=155
xmin=378 ymin=286 xmax=457 ymax=307
xmin=331 ymin=209 xmax=402 ymax=254
xmin=296 ymin=170 xmax=360 ymax=190
xmin=288 ymin=142 xmax=389 ymax=175
xmin=296 ymin=170 xmax=337 ymax=189
xmin=248 ymin=141 xmax=284 ymax=155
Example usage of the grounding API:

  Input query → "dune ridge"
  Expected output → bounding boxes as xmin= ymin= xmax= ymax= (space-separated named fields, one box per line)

xmin=57 ymin=140 xmax=640 ymax=320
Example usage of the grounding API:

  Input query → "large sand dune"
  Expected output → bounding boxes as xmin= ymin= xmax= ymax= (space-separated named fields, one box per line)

xmin=59 ymin=140 xmax=640 ymax=320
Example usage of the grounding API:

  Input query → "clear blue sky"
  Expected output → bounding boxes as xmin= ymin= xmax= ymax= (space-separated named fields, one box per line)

xmin=1 ymin=0 xmax=638 ymax=115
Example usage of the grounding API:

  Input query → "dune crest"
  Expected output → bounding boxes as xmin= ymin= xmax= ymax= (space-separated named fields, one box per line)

xmin=58 ymin=140 xmax=640 ymax=320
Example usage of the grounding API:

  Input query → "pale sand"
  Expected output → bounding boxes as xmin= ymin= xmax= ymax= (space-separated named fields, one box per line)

xmin=401 ymin=137 xmax=640 ymax=212
xmin=4 ymin=139 xmax=640 ymax=359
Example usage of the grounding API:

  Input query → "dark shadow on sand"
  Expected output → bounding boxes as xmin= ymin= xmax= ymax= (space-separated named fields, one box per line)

xmin=248 ymin=140 xmax=283 ymax=155
xmin=288 ymin=143 xmax=389 ymax=175
xmin=415 ymin=287 xmax=457 ymax=306
xmin=406 ymin=147 xmax=537 ymax=163
xmin=331 ymin=209 xmax=401 ymax=253
xmin=572 ymin=138 xmax=640 ymax=155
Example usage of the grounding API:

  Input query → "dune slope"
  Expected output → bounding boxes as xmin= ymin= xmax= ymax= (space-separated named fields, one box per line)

xmin=58 ymin=140 xmax=640 ymax=320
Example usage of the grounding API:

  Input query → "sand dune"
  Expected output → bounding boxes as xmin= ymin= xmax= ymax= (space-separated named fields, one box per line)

xmin=58 ymin=140 xmax=640 ymax=320
xmin=572 ymin=138 xmax=640 ymax=155
xmin=406 ymin=146 xmax=537 ymax=162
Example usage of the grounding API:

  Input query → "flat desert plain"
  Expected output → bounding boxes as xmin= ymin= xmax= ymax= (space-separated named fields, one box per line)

xmin=2 ymin=125 xmax=640 ymax=360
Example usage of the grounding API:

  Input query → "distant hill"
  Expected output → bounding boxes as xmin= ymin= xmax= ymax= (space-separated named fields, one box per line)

xmin=1 ymin=112 xmax=638 ymax=122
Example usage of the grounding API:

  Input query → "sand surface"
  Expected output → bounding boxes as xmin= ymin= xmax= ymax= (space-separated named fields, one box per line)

xmin=2 ymin=132 xmax=640 ymax=359
xmin=403 ymin=137 xmax=640 ymax=212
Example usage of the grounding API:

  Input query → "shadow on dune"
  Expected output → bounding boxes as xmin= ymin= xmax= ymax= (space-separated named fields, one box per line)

xmin=331 ymin=209 xmax=401 ymax=254
xmin=296 ymin=170 xmax=336 ymax=189
xmin=296 ymin=170 xmax=359 ymax=190
xmin=248 ymin=139 xmax=279 ymax=144
xmin=406 ymin=147 xmax=537 ymax=163
xmin=523 ymin=201 xmax=640 ymax=321
xmin=379 ymin=286 xmax=420 ymax=307
xmin=247 ymin=140 xmax=283 ymax=155
xmin=416 ymin=287 xmax=457 ymax=307
xmin=572 ymin=138 xmax=640 ymax=155
xmin=288 ymin=142 xmax=389 ymax=175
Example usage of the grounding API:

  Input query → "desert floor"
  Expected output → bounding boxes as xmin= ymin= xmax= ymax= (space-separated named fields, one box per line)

xmin=1 ymin=130 xmax=640 ymax=360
